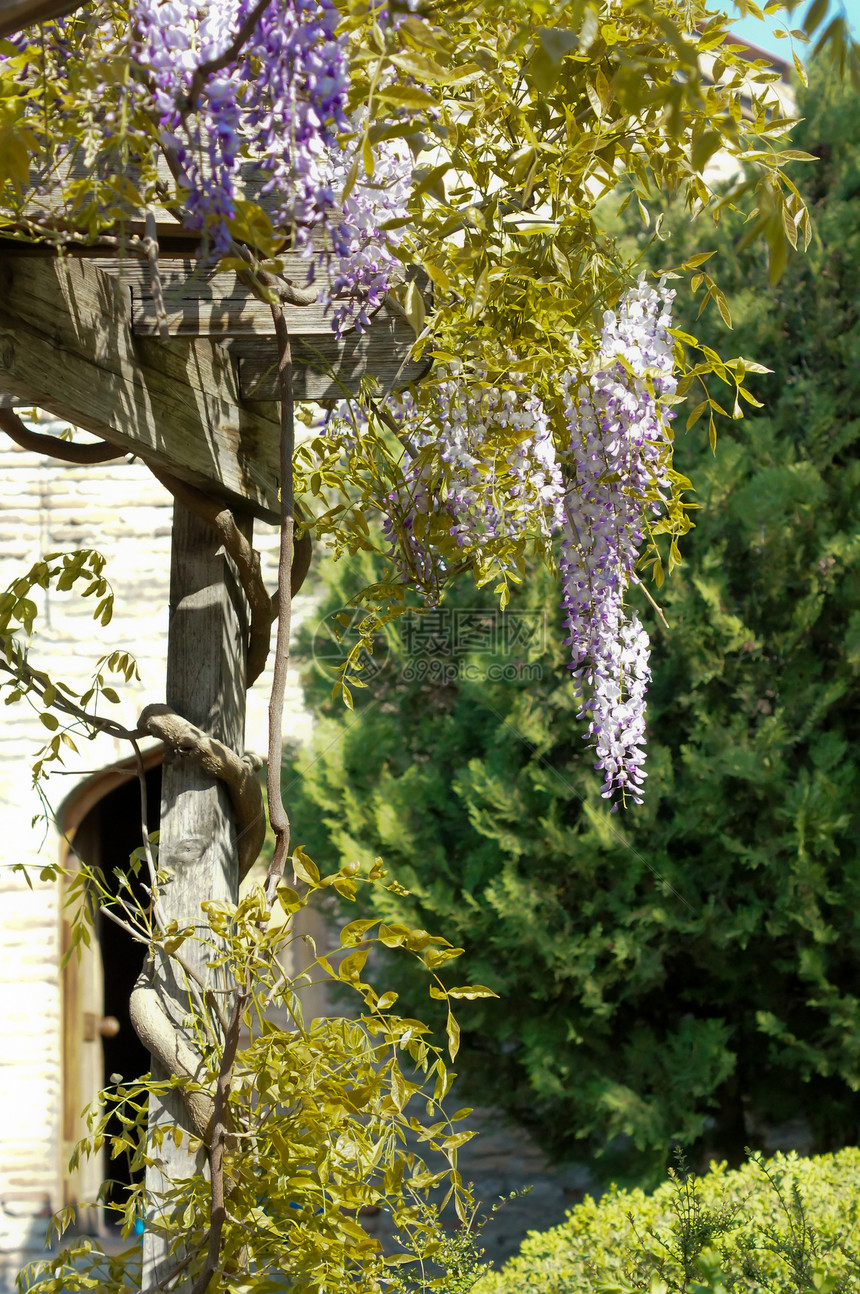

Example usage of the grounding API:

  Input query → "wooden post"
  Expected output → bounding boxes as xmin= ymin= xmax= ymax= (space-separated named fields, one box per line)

xmin=141 ymin=501 xmax=249 ymax=1289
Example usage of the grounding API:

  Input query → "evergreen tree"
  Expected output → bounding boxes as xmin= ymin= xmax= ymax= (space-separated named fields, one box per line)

xmin=289 ymin=68 xmax=860 ymax=1184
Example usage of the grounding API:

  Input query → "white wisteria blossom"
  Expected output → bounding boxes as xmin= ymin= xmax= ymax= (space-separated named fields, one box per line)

xmin=560 ymin=279 xmax=677 ymax=805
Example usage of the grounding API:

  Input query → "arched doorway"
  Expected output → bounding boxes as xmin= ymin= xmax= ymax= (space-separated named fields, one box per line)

xmin=57 ymin=744 xmax=335 ymax=1235
xmin=58 ymin=749 xmax=162 ymax=1235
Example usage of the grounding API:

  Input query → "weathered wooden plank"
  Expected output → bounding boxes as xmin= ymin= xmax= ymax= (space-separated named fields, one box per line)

xmin=0 ymin=0 xmax=83 ymax=38
xmin=90 ymin=254 xmax=315 ymax=300
xmin=237 ymin=317 xmax=432 ymax=401
xmin=19 ymin=156 xmax=302 ymax=237
xmin=78 ymin=253 xmax=340 ymax=336
xmin=142 ymin=502 xmax=249 ymax=1290
xmin=131 ymin=295 xmax=336 ymax=337
xmin=0 ymin=254 xmax=282 ymax=523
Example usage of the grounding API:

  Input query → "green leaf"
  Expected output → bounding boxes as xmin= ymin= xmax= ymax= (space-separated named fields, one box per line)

xmin=794 ymin=49 xmax=809 ymax=86
xmin=712 ymin=286 xmax=733 ymax=328
xmin=276 ymin=884 xmax=303 ymax=914
xmin=446 ymin=1005 xmax=460 ymax=1061
xmin=292 ymin=847 xmax=320 ymax=886
xmin=376 ymin=86 xmax=437 ymax=110
xmin=341 ymin=918 xmax=379 ymax=945
xmin=339 ymin=153 xmax=360 ymax=204
xmin=412 ymin=160 xmax=450 ymax=200
xmin=803 ymin=0 xmax=828 ymax=36
xmin=403 ymin=280 xmax=426 ymax=336
xmin=692 ymin=130 xmax=721 ymax=173
xmin=470 ymin=266 xmax=490 ymax=319
xmin=686 ymin=399 xmax=709 ymax=430
xmin=538 ymin=25 xmax=580 ymax=64
xmin=362 ymin=132 xmax=375 ymax=179
xmin=338 ymin=948 xmax=369 ymax=982
xmin=446 ymin=984 xmax=500 ymax=999
xmin=423 ymin=946 xmax=465 ymax=968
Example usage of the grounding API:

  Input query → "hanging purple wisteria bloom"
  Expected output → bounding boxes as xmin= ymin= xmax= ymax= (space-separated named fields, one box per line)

xmin=132 ymin=0 xmax=409 ymax=327
xmin=378 ymin=367 xmax=567 ymax=594
xmin=321 ymin=132 xmax=412 ymax=335
xmin=132 ymin=0 xmax=349 ymax=256
xmin=560 ymin=278 xmax=676 ymax=806
xmin=321 ymin=282 xmax=678 ymax=807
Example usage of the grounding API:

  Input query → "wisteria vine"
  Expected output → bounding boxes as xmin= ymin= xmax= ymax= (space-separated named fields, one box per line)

xmin=23 ymin=0 xmax=682 ymax=805
xmin=320 ymin=280 xmax=679 ymax=806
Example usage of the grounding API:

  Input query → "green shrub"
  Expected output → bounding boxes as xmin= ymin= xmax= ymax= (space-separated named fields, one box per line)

xmin=476 ymin=1151 xmax=860 ymax=1294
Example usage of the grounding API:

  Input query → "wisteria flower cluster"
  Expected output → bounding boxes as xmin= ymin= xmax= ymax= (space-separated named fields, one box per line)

xmin=132 ymin=0 xmax=411 ymax=331
xmin=559 ymin=278 xmax=676 ymax=806
xmin=320 ymin=133 xmax=412 ymax=334
xmin=377 ymin=369 xmax=567 ymax=593
xmin=316 ymin=283 xmax=678 ymax=803
xmin=324 ymin=281 xmax=677 ymax=806
xmin=132 ymin=0 xmax=351 ymax=257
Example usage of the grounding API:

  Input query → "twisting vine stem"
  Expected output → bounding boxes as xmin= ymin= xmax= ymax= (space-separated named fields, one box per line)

xmin=189 ymin=988 xmax=248 ymax=1294
xmin=0 ymin=407 xmax=125 ymax=462
xmin=265 ymin=302 xmax=295 ymax=905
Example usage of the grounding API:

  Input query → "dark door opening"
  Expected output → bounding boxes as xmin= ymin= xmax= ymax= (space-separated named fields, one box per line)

xmin=70 ymin=762 xmax=161 ymax=1228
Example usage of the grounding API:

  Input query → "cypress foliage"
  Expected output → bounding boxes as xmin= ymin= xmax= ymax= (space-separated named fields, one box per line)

xmin=288 ymin=69 xmax=860 ymax=1183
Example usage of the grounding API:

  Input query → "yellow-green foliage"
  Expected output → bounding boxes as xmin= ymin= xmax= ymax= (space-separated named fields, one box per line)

xmin=477 ymin=1152 xmax=860 ymax=1294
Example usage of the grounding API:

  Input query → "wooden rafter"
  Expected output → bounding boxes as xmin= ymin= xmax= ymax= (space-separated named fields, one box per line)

xmin=0 ymin=0 xmax=85 ymax=38
xmin=0 ymin=250 xmax=427 ymax=520
xmin=0 ymin=253 xmax=283 ymax=521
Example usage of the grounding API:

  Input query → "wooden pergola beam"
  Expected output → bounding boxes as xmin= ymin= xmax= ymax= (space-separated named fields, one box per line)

xmin=0 ymin=252 xmax=428 ymax=512
xmin=0 ymin=254 xmax=282 ymax=522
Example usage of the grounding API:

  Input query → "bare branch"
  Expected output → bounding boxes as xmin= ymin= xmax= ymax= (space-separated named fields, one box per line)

xmin=129 ymin=735 xmax=169 ymax=932
xmin=128 ymin=974 xmax=217 ymax=1144
xmin=228 ymin=239 xmax=319 ymax=309
xmin=189 ymin=989 xmax=248 ymax=1294
xmin=0 ymin=407 xmax=125 ymax=464
xmin=143 ymin=210 xmax=170 ymax=341
xmin=0 ymin=642 xmax=141 ymax=743
xmin=99 ymin=903 xmax=149 ymax=945
xmin=184 ymin=0 xmax=271 ymax=109
xmin=139 ymin=702 xmax=266 ymax=881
